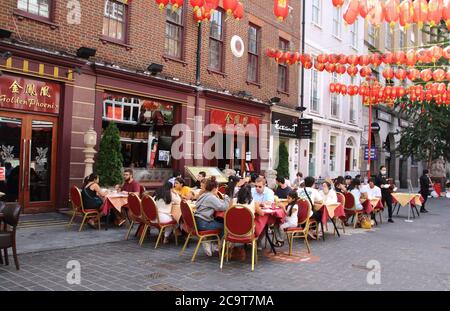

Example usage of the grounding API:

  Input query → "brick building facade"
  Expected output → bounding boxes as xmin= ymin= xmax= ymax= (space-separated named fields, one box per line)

xmin=0 ymin=0 xmax=301 ymax=213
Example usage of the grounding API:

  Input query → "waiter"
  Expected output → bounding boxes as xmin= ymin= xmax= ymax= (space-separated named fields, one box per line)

xmin=419 ymin=169 xmax=431 ymax=213
xmin=375 ymin=166 xmax=394 ymax=223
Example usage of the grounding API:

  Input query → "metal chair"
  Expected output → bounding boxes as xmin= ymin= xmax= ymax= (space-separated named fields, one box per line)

xmin=344 ymin=192 xmax=363 ymax=228
xmin=284 ymin=199 xmax=312 ymax=255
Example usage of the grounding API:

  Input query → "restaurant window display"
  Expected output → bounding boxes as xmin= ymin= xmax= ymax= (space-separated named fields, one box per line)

xmin=102 ymin=93 xmax=175 ymax=182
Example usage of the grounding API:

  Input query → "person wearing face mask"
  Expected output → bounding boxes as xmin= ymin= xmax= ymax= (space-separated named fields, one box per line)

xmin=375 ymin=166 xmax=394 ymax=223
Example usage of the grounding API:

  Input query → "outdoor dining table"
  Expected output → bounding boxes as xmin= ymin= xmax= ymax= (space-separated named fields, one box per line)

xmin=391 ymin=193 xmax=423 ymax=222
xmin=362 ymin=198 xmax=383 ymax=215
xmin=316 ymin=203 xmax=345 ymax=238
xmin=101 ymin=192 xmax=129 ymax=230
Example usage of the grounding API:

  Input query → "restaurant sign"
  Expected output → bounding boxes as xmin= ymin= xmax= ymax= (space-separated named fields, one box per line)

xmin=0 ymin=74 xmax=60 ymax=114
xmin=210 ymin=110 xmax=260 ymax=136
xmin=271 ymin=112 xmax=299 ymax=138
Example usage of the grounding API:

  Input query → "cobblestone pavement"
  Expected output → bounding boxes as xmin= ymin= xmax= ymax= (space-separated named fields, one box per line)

xmin=1 ymin=198 xmax=450 ymax=291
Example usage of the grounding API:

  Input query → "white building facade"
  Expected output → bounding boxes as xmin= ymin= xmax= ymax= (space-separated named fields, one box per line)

xmin=298 ymin=0 xmax=365 ymax=180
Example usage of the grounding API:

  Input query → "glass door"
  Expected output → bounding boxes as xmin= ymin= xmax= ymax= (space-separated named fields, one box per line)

xmin=0 ymin=112 xmax=57 ymax=213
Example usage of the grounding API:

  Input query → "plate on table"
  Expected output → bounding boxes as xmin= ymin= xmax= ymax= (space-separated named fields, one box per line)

xmin=261 ymin=208 xmax=276 ymax=214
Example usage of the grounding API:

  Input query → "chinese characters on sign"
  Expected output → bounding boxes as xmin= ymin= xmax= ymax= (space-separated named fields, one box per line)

xmin=210 ymin=110 xmax=260 ymax=136
xmin=0 ymin=75 xmax=60 ymax=114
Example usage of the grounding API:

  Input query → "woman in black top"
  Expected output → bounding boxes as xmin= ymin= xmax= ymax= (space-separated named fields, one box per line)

xmin=81 ymin=174 xmax=107 ymax=227
xmin=419 ymin=169 xmax=432 ymax=213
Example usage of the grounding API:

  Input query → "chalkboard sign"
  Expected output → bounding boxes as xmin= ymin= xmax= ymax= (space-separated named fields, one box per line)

xmin=299 ymin=118 xmax=313 ymax=139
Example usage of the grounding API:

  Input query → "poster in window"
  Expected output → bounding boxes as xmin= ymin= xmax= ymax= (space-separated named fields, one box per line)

xmin=107 ymin=106 xmax=122 ymax=121
xmin=158 ymin=150 xmax=170 ymax=162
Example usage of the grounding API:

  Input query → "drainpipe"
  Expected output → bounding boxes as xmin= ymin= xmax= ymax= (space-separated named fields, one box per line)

xmin=193 ymin=22 xmax=203 ymax=167
xmin=300 ymin=0 xmax=306 ymax=111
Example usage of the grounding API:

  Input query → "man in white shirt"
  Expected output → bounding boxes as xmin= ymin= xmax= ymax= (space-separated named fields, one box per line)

xmin=361 ymin=178 xmax=382 ymax=199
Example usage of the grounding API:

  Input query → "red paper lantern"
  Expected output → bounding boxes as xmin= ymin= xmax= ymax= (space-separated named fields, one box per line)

xmin=428 ymin=0 xmax=443 ymax=27
xmin=429 ymin=45 xmax=443 ymax=62
xmin=347 ymin=66 xmax=358 ymax=76
xmin=397 ymin=86 xmax=406 ymax=97
xmin=328 ymin=54 xmax=339 ymax=64
xmin=443 ymin=46 xmax=450 ymax=59
xmin=399 ymin=0 xmax=414 ymax=27
xmin=302 ymin=54 xmax=312 ymax=64
xmin=407 ymin=68 xmax=420 ymax=80
xmin=273 ymin=0 xmax=289 ymax=21
xmin=332 ymin=0 xmax=345 ymax=8
xmin=336 ymin=64 xmax=347 ymax=75
xmin=406 ymin=49 xmax=417 ymax=66
xmin=274 ymin=50 xmax=284 ymax=62
xmin=283 ymin=52 xmax=292 ymax=64
xmin=193 ymin=6 xmax=205 ymax=23
xmin=338 ymin=54 xmax=348 ymax=65
xmin=266 ymin=48 xmax=276 ymax=58
xmin=233 ymin=2 xmax=244 ymax=20
xmin=317 ymin=54 xmax=329 ymax=64
xmin=384 ymin=0 xmax=400 ymax=28
xmin=370 ymin=53 xmax=382 ymax=66
xmin=170 ymin=0 xmax=184 ymax=11
xmin=382 ymin=52 xmax=394 ymax=64
xmin=335 ymin=84 xmax=342 ymax=93
xmin=325 ymin=63 xmax=336 ymax=73
xmin=347 ymin=55 xmax=359 ymax=66
xmin=340 ymin=85 xmax=348 ymax=95
xmin=304 ymin=62 xmax=313 ymax=69
xmin=393 ymin=51 xmax=406 ymax=65
xmin=395 ymin=68 xmax=407 ymax=80
xmin=367 ymin=1 xmax=385 ymax=27
xmin=329 ymin=83 xmax=336 ymax=93
xmin=204 ymin=0 xmax=219 ymax=11
xmin=156 ymin=0 xmax=169 ymax=11
xmin=413 ymin=0 xmax=428 ymax=28
xmin=383 ymin=67 xmax=395 ymax=80
xmin=223 ymin=0 xmax=238 ymax=16
xmin=343 ymin=0 xmax=360 ymax=25
xmin=433 ymin=68 xmax=446 ymax=81
xmin=291 ymin=52 xmax=301 ymax=64
xmin=446 ymin=71 xmax=450 ymax=81
xmin=314 ymin=62 xmax=326 ymax=72
xmin=358 ymin=55 xmax=370 ymax=66
xmin=359 ymin=0 xmax=369 ymax=18
xmin=189 ymin=0 xmax=203 ymax=11
xmin=360 ymin=66 xmax=372 ymax=77
xmin=442 ymin=0 xmax=450 ymax=29
xmin=416 ymin=48 xmax=430 ymax=63
xmin=420 ymin=69 xmax=433 ymax=82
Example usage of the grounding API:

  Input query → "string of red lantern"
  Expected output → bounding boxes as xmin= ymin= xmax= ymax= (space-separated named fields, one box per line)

xmin=329 ymin=81 xmax=450 ymax=106
xmin=273 ymin=0 xmax=290 ymax=21
xmin=333 ymin=0 xmax=450 ymax=30
xmin=156 ymin=0 xmax=243 ymax=22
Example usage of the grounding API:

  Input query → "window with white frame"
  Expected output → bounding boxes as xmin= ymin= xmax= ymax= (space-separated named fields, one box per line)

xmin=330 ymin=73 xmax=339 ymax=118
xmin=310 ymin=69 xmax=319 ymax=112
xmin=385 ymin=24 xmax=392 ymax=50
xmin=332 ymin=7 xmax=341 ymax=37
xmin=308 ymin=132 xmax=316 ymax=177
xmin=351 ymin=20 xmax=358 ymax=49
xmin=312 ymin=0 xmax=321 ymax=25
xmin=329 ymin=135 xmax=337 ymax=172
xmin=368 ymin=23 xmax=376 ymax=46
xmin=103 ymin=95 xmax=141 ymax=124
xmin=18 ymin=0 xmax=51 ymax=19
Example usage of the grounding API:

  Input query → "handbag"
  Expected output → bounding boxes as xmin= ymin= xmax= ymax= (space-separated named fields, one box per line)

xmin=361 ymin=216 xmax=372 ymax=229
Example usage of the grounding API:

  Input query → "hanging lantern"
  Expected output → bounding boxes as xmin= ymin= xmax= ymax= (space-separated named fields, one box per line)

xmin=343 ymin=0 xmax=360 ymax=25
xmin=413 ymin=0 xmax=428 ymax=28
xmin=383 ymin=67 xmax=395 ymax=80
xmin=370 ymin=53 xmax=382 ymax=66
xmin=397 ymin=86 xmax=406 ymax=97
xmin=291 ymin=52 xmax=301 ymax=65
xmin=393 ymin=51 xmax=406 ymax=65
xmin=190 ymin=0 xmax=203 ymax=11
xmin=340 ymin=85 xmax=348 ymax=95
xmin=359 ymin=0 xmax=369 ymax=18
xmin=314 ymin=62 xmax=326 ymax=72
xmin=443 ymin=46 xmax=450 ymax=59
xmin=156 ymin=0 xmax=169 ymax=11
xmin=382 ymin=52 xmax=394 ymax=64
xmin=384 ymin=0 xmax=400 ymax=28
xmin=317 ymin=54 xmax=329 ymax=64
xmin=266 ymin=48 xmax=276 ymax=58
xmin=204 ymin=0 xmax=219 ymax=12
xmin=428 ymin=46 xmax=443 ymax=62
xmin=233 ymin=2 xmax=244 ymax=20
xmin=427 ymin=0 xmax=443 ymax=27
xmin=406 ymin=49 xmax=417 ymax=66
xmin=360 ymin=66 xmax=372 ymax=77
xmin=223 ymin=0 xmax=238 ymax=16
xmin=416 ymin=48 xmax=430 ymax=63
xmin=332 ymin=0 xmax=345 ymax=8
xmin=302 ymin=54 xmax=312 ymax=64
xmin=329 ymin=83 xmax=336 ymax=93
xmin=283 ymin=52 xmax=292 ymax=64
xmin=328 ymin=54 xmax=339 ymax=64
xmin=202 ymin=6 xmax=212 ymax=21
xmin=347 ymin=66 xmax=359 ymax=76
xmin=338 ymin=54 xmax=348 ymax=65
xmin=433 ymin=68 xmax=446 ymax=81
xmin=358 ymin=55 xmax=370 ymax=66
xmin=420 ymin=69 xmax=433 ymax=82
xmin=367 ymin=1 xmax=385 ymax=27
xmin=399 ymin=0 xmax=414 ymax=28
xmin=442 ymin=0 xmax=450 ymax=29
xmin=407 ymin=68 xmax=420 ymax=80
xmin=395 ymin=68 xmax=407 ymax=80
xmin=170 ymin=0 xmax=184 ymax=11
xmin=304 ymin=62 xmax=313 ymax=69
xmin=336 ymin=64 xmax=347 ymax=75
xmin=325 ymin=63 xmax=336 ymax=73
xmin=193 ymin=5 xmax=205 ymax=23
xmin=438 ymin=82 xmax=446 ymax=94
xmin=446 ymin=71 xmax=450 ymax=80
xmin=273 ymin=0 xmax=289 ymax=21
xmin=274 ymin=50 xmax=284 ymax=62
xmin=347 ymin=55 xmax=359 ymax=66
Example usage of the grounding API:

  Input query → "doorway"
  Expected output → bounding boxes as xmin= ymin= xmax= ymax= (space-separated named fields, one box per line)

xmin=0 ymin=111 xmax=58 ymax=213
